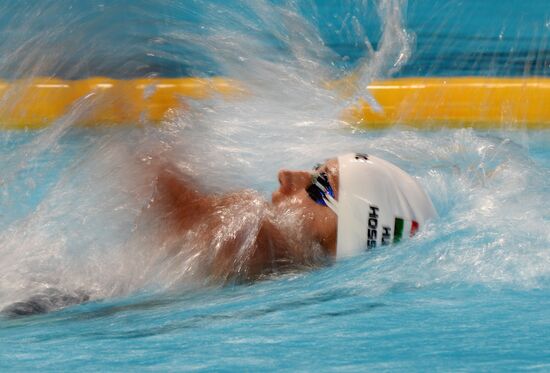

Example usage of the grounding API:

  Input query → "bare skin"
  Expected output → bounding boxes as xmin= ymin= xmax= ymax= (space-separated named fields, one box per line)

xmin=146 ymin=159 xmax=340 ymax=282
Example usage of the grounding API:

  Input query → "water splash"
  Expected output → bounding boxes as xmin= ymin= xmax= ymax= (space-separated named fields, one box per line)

xmin=0 ymin=1 xmax=549 ymax=316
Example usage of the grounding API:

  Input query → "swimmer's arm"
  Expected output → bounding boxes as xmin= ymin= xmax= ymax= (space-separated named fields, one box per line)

xmin=148 ymin=164 xmax=212 ymax=231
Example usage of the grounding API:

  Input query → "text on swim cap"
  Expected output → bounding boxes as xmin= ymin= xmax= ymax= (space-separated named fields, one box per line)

xmin=367 ymin=205 xmax=392 ymax=250
xmin=381 ymin=227 xmax=391 ymax=246
xmin=367 ymin=205 xmax=379 ymax=249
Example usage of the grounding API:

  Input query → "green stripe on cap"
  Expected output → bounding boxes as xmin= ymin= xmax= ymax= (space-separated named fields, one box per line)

xmin=394 ymin=218 xmax=404 ymax=243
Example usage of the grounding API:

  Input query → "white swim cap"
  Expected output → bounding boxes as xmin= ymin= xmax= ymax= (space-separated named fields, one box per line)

xmin=335 ymin=153 xmax=436 ymax=258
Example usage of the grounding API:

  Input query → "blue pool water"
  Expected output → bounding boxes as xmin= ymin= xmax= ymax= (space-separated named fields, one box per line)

xmin=1 ymin=1 xmax=549 ymax=371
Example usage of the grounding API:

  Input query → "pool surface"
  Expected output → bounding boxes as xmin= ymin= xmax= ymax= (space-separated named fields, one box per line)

xmin=1 ymin=1 xmax=549 ymax=371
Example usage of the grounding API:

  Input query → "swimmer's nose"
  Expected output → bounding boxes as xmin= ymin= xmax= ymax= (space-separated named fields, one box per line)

xmin=277 ymin=169 xmax=312 ymax=194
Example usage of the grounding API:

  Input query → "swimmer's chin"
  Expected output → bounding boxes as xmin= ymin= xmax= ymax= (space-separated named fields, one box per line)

xmin=271 ymin=190 xmax=282 ymax=205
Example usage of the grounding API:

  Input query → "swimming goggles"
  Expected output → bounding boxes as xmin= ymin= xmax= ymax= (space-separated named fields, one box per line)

xmin=306 ymin=172 xmax=338 ymax=214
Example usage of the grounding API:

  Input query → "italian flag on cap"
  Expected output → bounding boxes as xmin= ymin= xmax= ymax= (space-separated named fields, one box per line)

xmin=393 ymin=218 xmax=419 ymax=244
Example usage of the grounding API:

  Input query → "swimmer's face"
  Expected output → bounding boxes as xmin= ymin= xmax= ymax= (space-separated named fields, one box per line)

xmin=272 ymin=159 xmax=339 ymax=255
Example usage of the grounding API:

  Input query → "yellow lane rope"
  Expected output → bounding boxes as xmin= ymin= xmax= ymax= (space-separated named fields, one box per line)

xmin=0 ymin=77 xmax=242 ymax=130
xmin=342 ymin=77 xmax=550 ymax=130
xmin=0 ymin=77 xmax=548 ymax=130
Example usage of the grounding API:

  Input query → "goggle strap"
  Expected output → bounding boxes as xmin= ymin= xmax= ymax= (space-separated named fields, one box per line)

xmin=314 ymin=180 xmax=338 ymax=215
xmin=314 ymin=180 xmax=330 ymax=194
xmin=323 ymin=194 xmax=339 ymax=215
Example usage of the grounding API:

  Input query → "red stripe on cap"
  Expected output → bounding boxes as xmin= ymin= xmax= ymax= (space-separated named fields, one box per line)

xmin=410 ymin=221 xmax=419 ymax=237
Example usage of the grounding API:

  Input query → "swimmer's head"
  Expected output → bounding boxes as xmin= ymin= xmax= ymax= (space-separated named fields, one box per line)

xmin=272 ymin=153 xmax=436 ymax=257
xmin=272 ymin=158 xmax=340 ymax=254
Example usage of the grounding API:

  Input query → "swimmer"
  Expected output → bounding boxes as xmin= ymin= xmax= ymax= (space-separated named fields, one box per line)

xmin=147 ymin=153 xmax=436 ymax=282
xmin=1 ymin=152 xmax=436 ymax=317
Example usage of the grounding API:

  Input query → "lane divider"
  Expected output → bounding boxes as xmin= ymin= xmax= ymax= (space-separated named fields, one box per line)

xmin=0 ymin=77 xmax=242 ymax=130
xmin=0 ymin=77 xmax=548 ymax=130
xmin=342 ymin=77 xmax=550 ymax=130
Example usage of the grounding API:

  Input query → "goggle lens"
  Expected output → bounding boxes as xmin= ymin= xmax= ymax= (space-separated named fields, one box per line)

xmin=306 ymin=172 xmax=334 ymax=207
